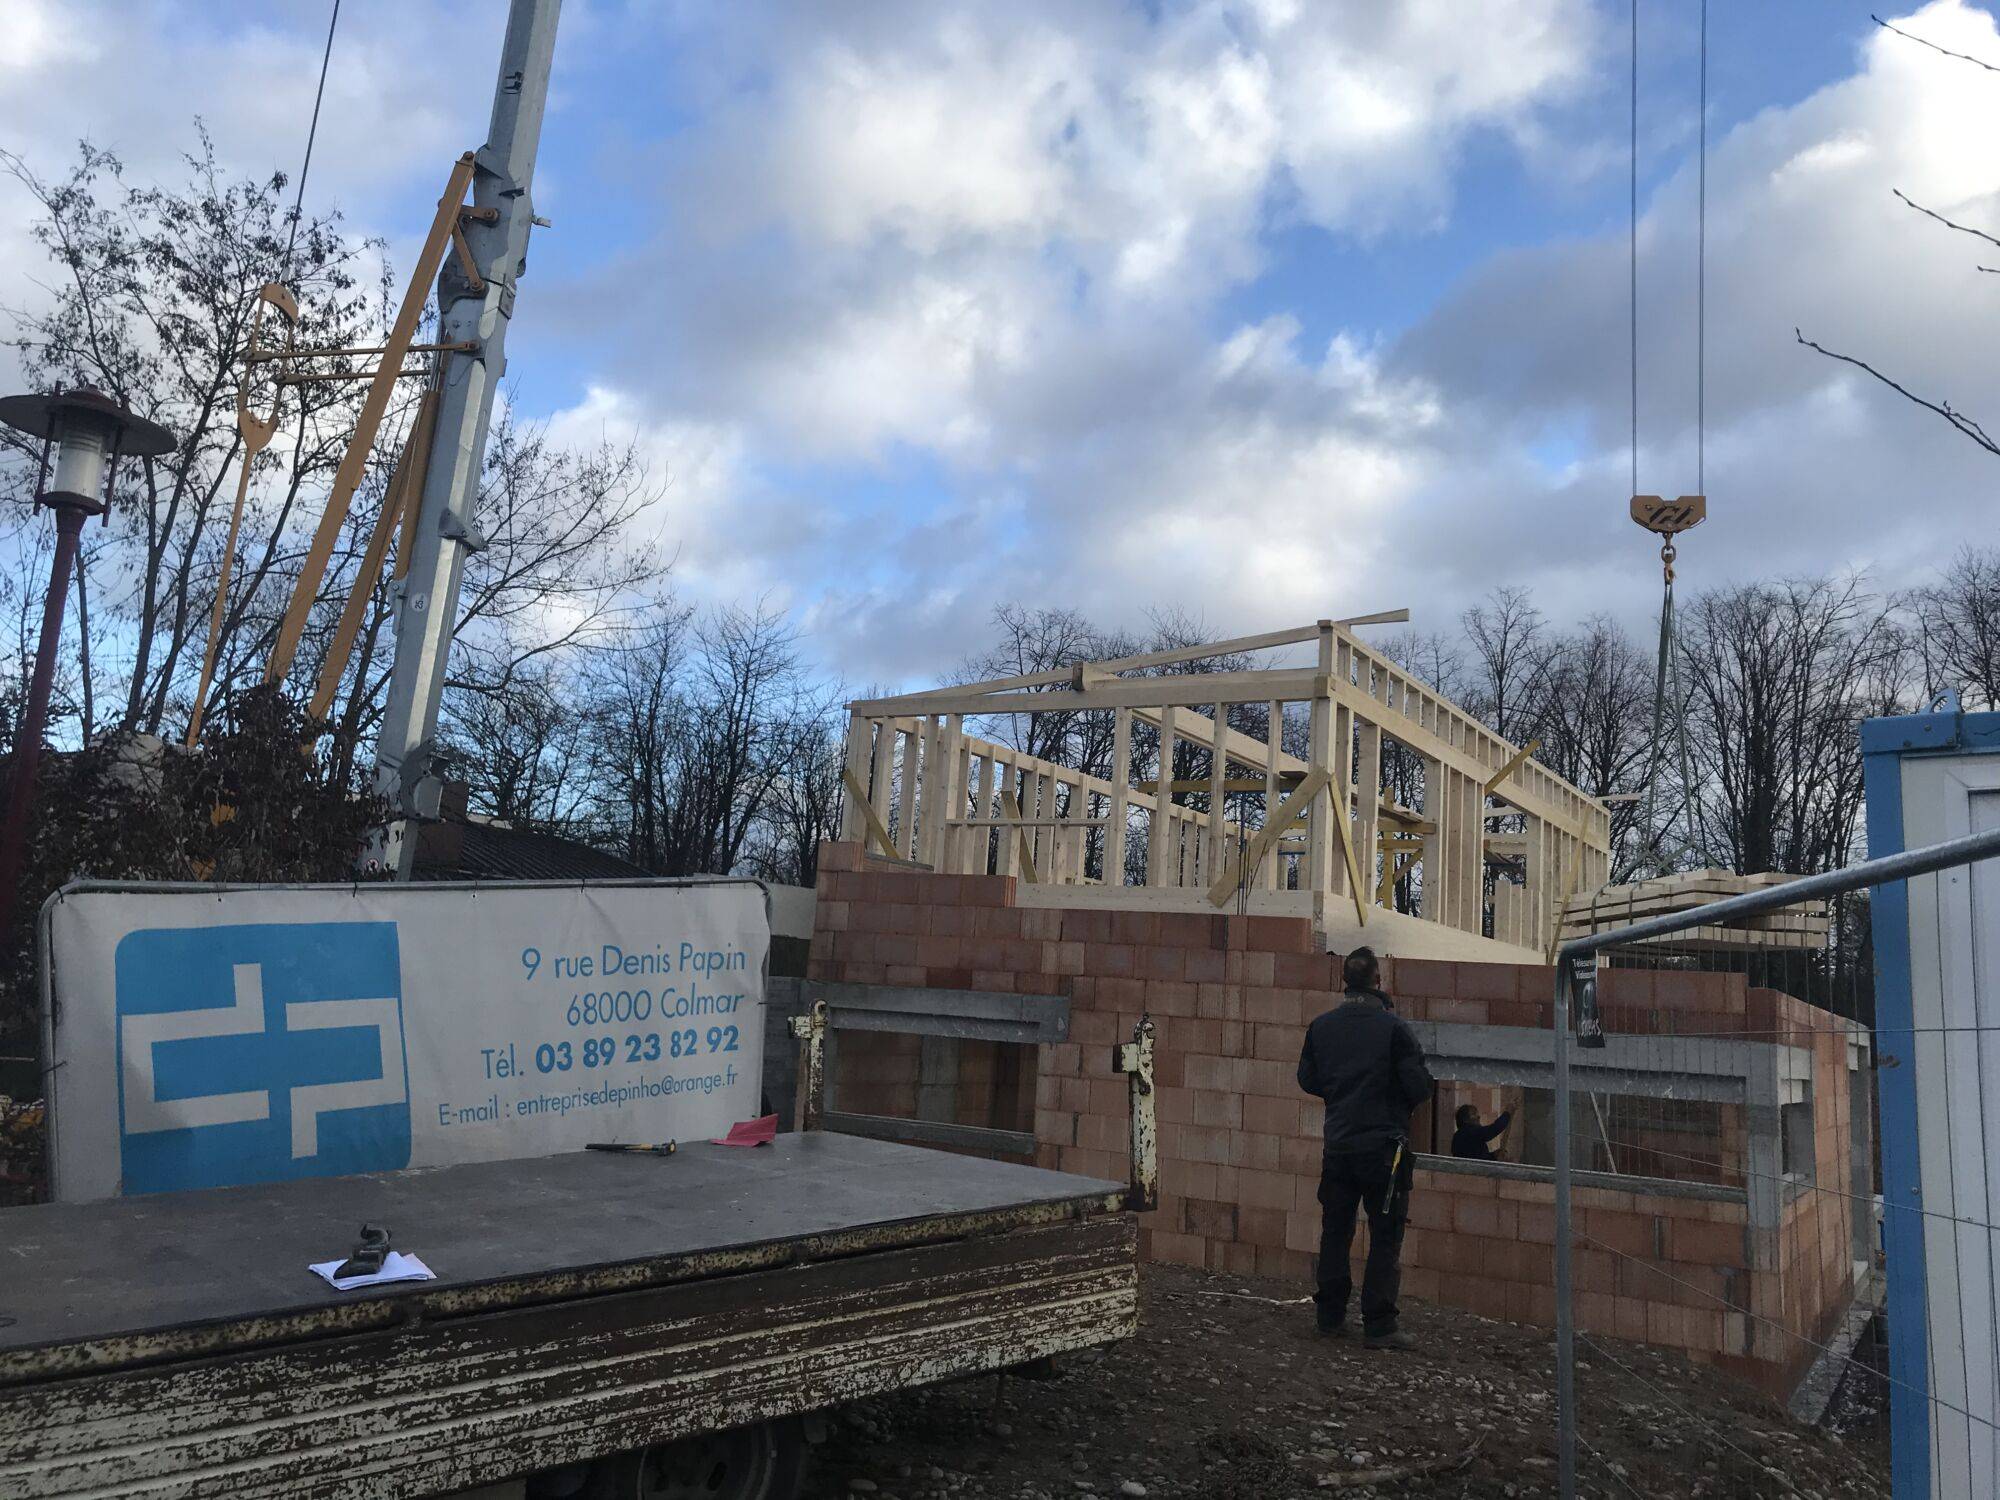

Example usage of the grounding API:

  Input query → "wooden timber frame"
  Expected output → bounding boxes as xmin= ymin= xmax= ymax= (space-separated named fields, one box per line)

xmin=842 ymin=620 xmax=1612 ymax=958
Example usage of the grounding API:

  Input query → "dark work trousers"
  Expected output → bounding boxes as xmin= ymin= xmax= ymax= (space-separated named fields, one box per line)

xmin=1314 ymin=1143 xmax=1414 ymax=1335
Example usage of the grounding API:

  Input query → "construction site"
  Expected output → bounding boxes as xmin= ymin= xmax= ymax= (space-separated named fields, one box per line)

xmin=3 ymin=3 xmax=2000 ymax=1500
xmin=811 ymin=628 xmax=1870 ymax=1406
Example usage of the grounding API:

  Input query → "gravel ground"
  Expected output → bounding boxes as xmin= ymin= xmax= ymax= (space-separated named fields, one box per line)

xmin=808 ymin=1264 xmax=1891 ymax=1500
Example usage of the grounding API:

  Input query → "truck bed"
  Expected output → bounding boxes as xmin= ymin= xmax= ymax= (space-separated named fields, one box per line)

xmin=0 ymin=1134 xmax=1138 ymax=1498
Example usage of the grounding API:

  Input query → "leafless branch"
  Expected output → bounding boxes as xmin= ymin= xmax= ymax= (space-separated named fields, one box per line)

xmin=1795 ymin=327 xmax=2000 ymax=457
xmin=1874 ymin=13 xmax=2000 ymax=72
xmin=1893 ymin=188 xmax=2000 ymax=253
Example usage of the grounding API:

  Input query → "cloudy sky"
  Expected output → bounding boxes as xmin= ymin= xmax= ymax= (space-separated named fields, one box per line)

xmin=4 ymin=0 xmax=1999 ymax=687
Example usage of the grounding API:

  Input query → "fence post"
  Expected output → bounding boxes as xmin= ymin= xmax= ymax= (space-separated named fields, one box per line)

xmin=1553 ymin=957 xmax=1577 ymax=1499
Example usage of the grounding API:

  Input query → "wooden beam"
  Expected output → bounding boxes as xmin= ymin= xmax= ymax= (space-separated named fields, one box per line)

xmin=843 ymin=767 xmax=901 ymax=862
xmin=1376 ymin=801 xmax=1432 ymax=831
xmin=839 ymin=716 xmax=872 ymax=842
xmin=949 ymin=816 xmax=1109 ymax=828
xmin=1318 ymin=671 xmax=1590 ymax=839
xmin=1134 ymin=774 xmax=1306 ymax=795
xmin=1205 ymin=700 xmax=1227 ymax=887
xmin=1483 ymin=736 xmax=1543 ymax=796
xmin=1544 ymin=850 xmax=1584 ymax=963
xmin=869 ymin=617 xmax=1409 ymax=707
xmin=999 ymin=786 xmax=1038 ymax=883
xmin=1207 ymin=766 xmax=1329 ymax=907
xmin=1148 ymin=715 xmax=1178 ymax=887
xmin=1263 ymin=698 xmax=1283 ymax=892
xmin=1306 ymin=628 xmax=1335 ymax=898
xmin=1107 ymin=707 xmax=1131 ymax=889
xmin=850 ymin=668 xmax=1326 ymax=719
xmin=1323 ymin=770 xmax=1369 ymax=929
xmin=307 ymin=389 xmax=439 ymax=722
xmin=1328 ymin=621 xmax=1607 ymax=815
xmin=1378 ymin=849 xmax=1418 ymax=907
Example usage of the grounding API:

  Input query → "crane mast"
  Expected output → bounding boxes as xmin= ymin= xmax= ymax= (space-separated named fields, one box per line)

xmin=373 ymin=0 xmax=563 ymax=876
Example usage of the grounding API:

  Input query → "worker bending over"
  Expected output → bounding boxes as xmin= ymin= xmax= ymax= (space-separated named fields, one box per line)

xmin=1296 ymin=946 xmax=1434 ymax=1350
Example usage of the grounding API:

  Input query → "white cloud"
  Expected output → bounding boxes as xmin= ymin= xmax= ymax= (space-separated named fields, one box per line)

xmin=1387 ymin=0 xmax=2000 ymax=621
xmin=18 ymin=0 xmax=1997 ymax=700
xmin=547 ymin=0 xmax=1603 ymax=676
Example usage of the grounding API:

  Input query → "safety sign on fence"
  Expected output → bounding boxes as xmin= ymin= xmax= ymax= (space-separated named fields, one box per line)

xmin=41 ymin=877 xmax=769 ymax=1202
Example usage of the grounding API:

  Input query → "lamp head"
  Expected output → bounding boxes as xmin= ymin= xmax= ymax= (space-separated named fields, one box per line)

xmin=0 ymin=387 xmax=176 ymax=514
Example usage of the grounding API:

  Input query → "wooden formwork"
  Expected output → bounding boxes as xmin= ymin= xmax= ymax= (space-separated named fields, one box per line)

xmin=841 ymin=620 xmax=1613 ymax=957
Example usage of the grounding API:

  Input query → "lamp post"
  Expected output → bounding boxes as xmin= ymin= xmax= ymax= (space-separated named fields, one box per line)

xmin=0 ymin=388 xmax=176 ymax=933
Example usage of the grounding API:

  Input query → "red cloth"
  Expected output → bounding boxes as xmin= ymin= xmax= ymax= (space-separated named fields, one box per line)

xmin=712 ymin=1113 xmax=778 ymax=1147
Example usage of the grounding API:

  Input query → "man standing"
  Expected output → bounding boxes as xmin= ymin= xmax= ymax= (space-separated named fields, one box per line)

xmin=1297 ymin=946 xmax=1434 ymax=1350
xmin=1451 ymin=1103 xmax=1513 ymax=1161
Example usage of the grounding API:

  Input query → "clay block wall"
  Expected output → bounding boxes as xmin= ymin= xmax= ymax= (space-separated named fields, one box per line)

xmin=1770 ymin=999 xmax=1860 ymax=1363
xmin=831 ymin=1032 xmax=1035 ymax=1132
xmin=810 ymin=842 xmax=1857 ymax=1396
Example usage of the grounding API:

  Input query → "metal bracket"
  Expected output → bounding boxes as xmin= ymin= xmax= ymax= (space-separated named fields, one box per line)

xmin=1112 ymin=1015 xmax=1158 ymax=1212
xmin=439 ymin=513 xmax=488 ymax=554
xmin=788 ymin=1000 xmax=827 ymax=1133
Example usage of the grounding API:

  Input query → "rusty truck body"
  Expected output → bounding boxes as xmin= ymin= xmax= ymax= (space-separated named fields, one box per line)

xmin=0 ymin=1133 xmax=1138 ymax=1498
xmin=0 ymin=1009 xmax=1158 ymax=1500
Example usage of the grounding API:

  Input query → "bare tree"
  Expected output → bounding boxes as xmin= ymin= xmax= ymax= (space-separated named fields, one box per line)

xmin=1 ymin=133 xmax=388 ymax=737
xmin=443 ymin=665 xmax=597 ymax=833
xmin=740 ymin=696 xmax=848 ymax=887
xmin=592 ymin=603 xmax=818 ymax=877
xmin=1677 ymin=575 xmax=1905 ymax=875
xmin=1531 ymin=617 xmax=1656 ymax=873
xmin=956 ymin=604 xmax=1130 ymax=767
xmin=1461 ymin=586 xmax=1551 ymax=745
xmin=2 ymin=131 xmax=669 ymax=792
xmin=1908 ymin=546 xmax=2000 ymax=708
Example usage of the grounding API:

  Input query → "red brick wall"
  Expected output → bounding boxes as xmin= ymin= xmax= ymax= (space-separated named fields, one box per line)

xmin=810 ymin=842 xmax=1855 ymax=1397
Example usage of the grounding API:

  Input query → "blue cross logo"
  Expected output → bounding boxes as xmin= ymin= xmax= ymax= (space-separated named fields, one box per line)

xmin=115 ymin=921 xmax=411 ymax=1195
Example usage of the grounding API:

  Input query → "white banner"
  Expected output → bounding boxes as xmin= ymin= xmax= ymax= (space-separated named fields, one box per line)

xmin=41 ymin=878 xmax=769 ymax=1202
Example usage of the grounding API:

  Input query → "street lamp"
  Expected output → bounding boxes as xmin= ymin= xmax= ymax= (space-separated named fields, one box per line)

xmin=0 ymin=388 xmax=176 ymax=932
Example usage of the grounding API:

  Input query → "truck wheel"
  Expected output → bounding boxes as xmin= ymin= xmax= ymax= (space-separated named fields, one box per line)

xmin=588 ymin=1418 xmax=805 ymax=1500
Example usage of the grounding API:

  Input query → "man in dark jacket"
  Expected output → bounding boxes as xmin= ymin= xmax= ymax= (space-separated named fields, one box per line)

xmin=1297 ymin=946 xmax=1434 ymax=1350
xmin=1451 ymin=1103 xmax=1513 ymax=1161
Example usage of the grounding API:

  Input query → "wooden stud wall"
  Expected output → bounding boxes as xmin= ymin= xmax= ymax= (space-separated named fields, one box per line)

xmin=840 ymin=620 xmax=1612 ymax=954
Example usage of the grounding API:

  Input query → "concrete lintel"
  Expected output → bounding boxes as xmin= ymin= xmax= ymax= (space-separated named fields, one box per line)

xmin=807 ymin=980 xmax=1071 ymax=1044
xmin=1431 ymin=1055 xmax=1747 ymax=1105
xmin=1412 ymin=1021 xmax=1810 ymax=1107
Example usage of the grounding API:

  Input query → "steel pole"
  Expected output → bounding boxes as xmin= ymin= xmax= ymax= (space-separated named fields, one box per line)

xmin=1553 ymin=956 xmax=1577 ymax=1499
xmin=372 ymin=0 xmax=562 ymax=874
xmin=0 ymin=504 xmax=89 ymax=933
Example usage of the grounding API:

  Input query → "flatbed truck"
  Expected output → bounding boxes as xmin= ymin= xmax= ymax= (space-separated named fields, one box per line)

xmin=0 ymin=1017 xmax=1156 ymax=1499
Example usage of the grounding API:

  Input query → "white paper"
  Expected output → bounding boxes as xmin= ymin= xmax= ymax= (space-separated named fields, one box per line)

xmin=309 ymin=1250 xmax=438 ymax=1291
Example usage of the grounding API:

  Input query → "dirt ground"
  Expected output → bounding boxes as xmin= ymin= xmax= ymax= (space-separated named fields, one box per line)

xmin=809 ymin=1264 xmax=1891 ymax=1500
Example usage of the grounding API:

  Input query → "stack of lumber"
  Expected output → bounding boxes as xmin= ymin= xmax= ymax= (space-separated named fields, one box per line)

xmin=1560 ymin=869 xmax=1830 ymax=953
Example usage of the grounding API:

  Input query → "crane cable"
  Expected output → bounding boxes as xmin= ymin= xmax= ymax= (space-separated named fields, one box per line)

xmin=1633 ymin=0 xmax=1706 ymax=877
xmin=187 ymin=0 xmax=340 ymax=744
xmin=283 ymin=0 xmax=342 ymax=281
